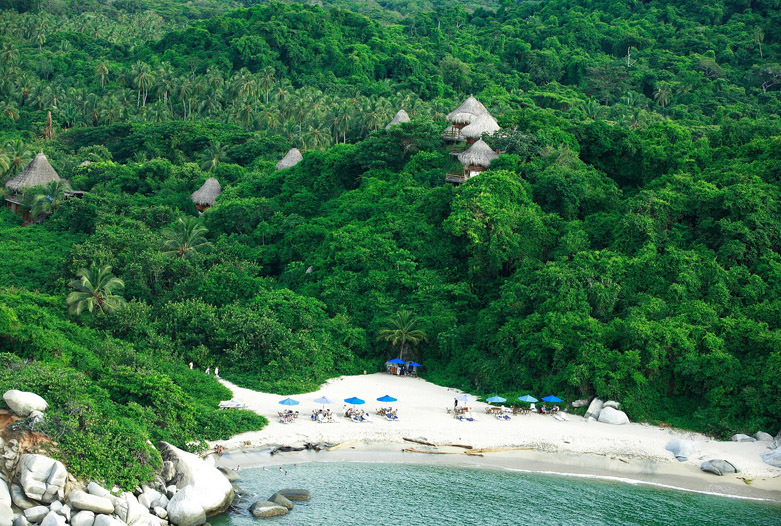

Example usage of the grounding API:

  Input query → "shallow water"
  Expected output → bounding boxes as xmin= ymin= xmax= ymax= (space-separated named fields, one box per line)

xmin=211 ymin=461 xmax=781 ymax=526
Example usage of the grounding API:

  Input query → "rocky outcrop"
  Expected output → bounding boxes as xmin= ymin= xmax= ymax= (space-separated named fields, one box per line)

xmin=248 ymin=501 xmax=288 ymax=518
xmin=277 ymin=489 xmax=310 ymax=502
xmin=158 ymin=443 xmax=233 ymax=516
xmin=11 ymin=484 xmax=36 ymax=510
xmin=665 ymin=439 xmax=702 ymax=462
xmin=215 ymin=468 xmax=239 ymax=483
xmin=67 ymin=491 xmax=114 ymax=515
xmin=0 ymin=480 xmax=13 ymax=526
xmin=165 ymin=487 xmax=205 ymax=526
xmin=3 ymin=392 xmax=48 ymax=418
xmin=730 ymin=434 xmax=755 ymax=442
xmin=760 ymin=448 xmax=781 ymax=468
xmin=597 ymin=407 xmax=629 ymax=425
xmin=754 ymin=431 xmax=773 ymax=442
xmin=17 ymin=455 xmax=67 ymax=503
xmin=584 ymin=398 xmax=603 ymax=420
xmin=700 ymin=459 xmax=739 ymax=476
xmin=267 ymin=493 xmax=293 ymax=510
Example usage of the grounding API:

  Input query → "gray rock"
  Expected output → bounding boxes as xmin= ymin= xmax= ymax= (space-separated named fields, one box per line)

xmin=570 ymin=398 xmax=590 ymax=408
xmin=116 ymin=493 xmax=146 ymax=525
xmin=13 ymin=516 xmax=29 ymax=526
xmin=597 ymin=407 xmax=629 ymax=425
xmin=128 ymin=514 xmax=159 ymax=526
xmin=68 ymin=491 xmax=114 ymax=515
xmin=153 ymin=508 xmax=166 ymax=520
xmin=164 ymin=487 xmax=176 ymax=501
xmin=24 ymin=507 xmax=49 ymax=523
xmin=0 ymin=480 xmax=11 ymax=509
xmin=3 ymin=391 xmax=48 ymax=418
xmin=267 ymin=493 xmax=293 ymax=510
xmin=48 ymin=503 xmax=62 ymax=514
xmin=700 ymin=459 xmax=740 ymax=476
xmin=93 ymin=515 xmax=123 ymax=526
xmin=754 ymin=431 xmax=773 ymax=442
xmin=0 ymin=480 xmax=11 ymax=526
xmin=665 ymin=439 xmax=702 ymax=462
xmin=247 ymin=501 xmax=287 ymax=518
xmin=277 ymin=489 xmax=310 ymax=502
xmin=158 ymin=443 xmax=233 ymax=516
xmin=28 ymin=411 xmax=44 ymax=424
xmin=150 ymin=495 xmax=168 ymax=510
xmin=86 ymin=484 xmax=110 ymax=499
xmin=39 ymin=512 xmax=64 ymax=526
xmin=603 ymin=400 xmax=620 ymax=409
xmin=730 ymin=434 xmax=756 ymax=442
xmin=160 ymin=463 xmax=175 ymax=485
xmin=215 ymin=468 xmax=240 ymax=483
xmin=70 ymin=511 xmax=95 ymax=526
xmin=17 ymin=455 xmax=67 ymax=503
xmin=165 ymin=486 xmax=205 ymax=526
xmin=760 ymin=448 xmax=781 ymax=468
xmin=584 ymin=398 xmax=603 ymax=420
xmin=11 ymin=485 xmax=36 ymax=510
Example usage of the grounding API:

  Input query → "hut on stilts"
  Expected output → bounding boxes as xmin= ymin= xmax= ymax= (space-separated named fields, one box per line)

xmin=385 ymin=109 xmax=410 ymax=129
xmin=191 ymin=177 xmax=221 ymax=213
xmin=445 ymin=140 xmax=498 ymax=185
xmin=459 ymin=113 xmax=500 ymax=145
xmin=4 ymin=152 xmax=62 ymax=216
xmin=444 ymin=96 xmax=490 ymax=141
xmin=276 ymin=148 xmax=303 ymax=170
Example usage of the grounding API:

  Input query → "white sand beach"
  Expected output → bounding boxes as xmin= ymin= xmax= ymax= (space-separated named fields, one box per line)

xmin=212 ymin=373 xmax=781 ymax=500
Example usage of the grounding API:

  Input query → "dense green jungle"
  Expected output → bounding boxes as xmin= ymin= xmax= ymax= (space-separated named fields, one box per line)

xmin=0 ymin=0 xmax=780 ymax=487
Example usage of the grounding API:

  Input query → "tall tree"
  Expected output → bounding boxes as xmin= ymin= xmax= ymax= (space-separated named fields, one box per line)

xmin=377 ymin=310 xmax=427 ymax=361
xmin=161 ymin=216 xmax=212 ymax=259
xmin=66 ymin=264 xmax=127 ymax=315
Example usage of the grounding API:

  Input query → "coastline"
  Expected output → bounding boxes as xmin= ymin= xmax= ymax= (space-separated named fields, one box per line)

xmin=210 ymin=373 xmax=781 ymax=502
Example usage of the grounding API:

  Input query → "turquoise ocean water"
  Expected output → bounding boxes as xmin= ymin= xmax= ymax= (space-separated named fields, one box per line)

xmin=211 ymin=461 xmax=780 ymax=526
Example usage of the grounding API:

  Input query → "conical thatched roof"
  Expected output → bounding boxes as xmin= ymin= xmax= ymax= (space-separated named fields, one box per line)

xmin=191 ymin=177 xmax=221 ymax=206
xmin=276 ymin=148 xmax=303 ymax=170
xmin=460 ymin=113 xmax=500 ymax=140
xmin=5 ymin=152 xmax=61 ymax=192
xmin=385 ymin=109 xmax=410 ymax=129
xmin=447 ymin=96 xmax=490 ymax=125
xmin=458 ymin=139 xmax=499 ymax=168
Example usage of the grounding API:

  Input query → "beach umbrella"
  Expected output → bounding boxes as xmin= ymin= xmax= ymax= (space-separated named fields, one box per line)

xmin=408 ymin=362 xmax=422 ymax=367
xmin=518 ymin=395 xmax=538 ymax=403
xmin=344 ymin=397 xmax=365 ymax=405
xmin=486 ymin=395 xmax=506 ymax=404
xmin=455 ymin=394 xmax=476 ymax=404
xmin=387 ymin=358 xmax=406 ymax=365
xmin=314 ymin=396 xmax=333 ymax=408
xmin=279 ymin=397 xmax=299 ymax=406
xmin=542 ymin=395 xmax=562 ymax=403
xmin=377 ymin=395 xmax=397 ymax=403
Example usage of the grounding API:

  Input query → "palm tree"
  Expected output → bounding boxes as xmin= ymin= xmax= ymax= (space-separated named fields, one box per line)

xmin=66 ymin=263 xmax=127 ymax=315
xmin=0 ymin=139 xmax=33 ymax=177
xmin=653 ymin=84 xmax=672 ymax=111
xmin=30 ymin=179 xmax=72 ymax=218
xmin=95 ymin=61 xmax=109 ymax=89
xmin=200 ymin=140 xmax=230 ymax=172
xmin=377 ymin=310 xmax=428 ymax=361
xmin=161 ymin=216 xmax=212 ymax=259
xmin=260 ymin=66 xmax=276 ymax=105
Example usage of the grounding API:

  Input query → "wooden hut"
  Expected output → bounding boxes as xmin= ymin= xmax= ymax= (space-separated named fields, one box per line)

xmin=445 ymin=96 xmax=490 ymax=140
xmin=191 ymin=177 xmax=221 ymax=213
xmin=446 ymin=140 xmax=498 ymax=184
xmin=460 ymin=114 xmax=500 ymax=145
xmin=4 ymin=152 xmax=61 ymax=215
xmin=276 ymin=148 xmax=303 ymax=170
xmin=385 ymin=109 xmax=410 ymax=129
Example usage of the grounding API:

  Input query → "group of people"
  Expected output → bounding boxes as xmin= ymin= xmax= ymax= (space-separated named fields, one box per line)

xmin=376 ymin=407 xmax=399 ymax=420
xmin=310 ymin=408 xmax=335 ymax=423
xmin=189 ymin=362 xmax=219 ymax=377
xmin=343 ymin=406 xmax=371 ymax=422
xmin=279 ymin=409 xmax=298 ymax=423
xmin=530 ymin=404 xmax=560 ymax=415
xmin=386 ymin=364 xmax=415 ymax=376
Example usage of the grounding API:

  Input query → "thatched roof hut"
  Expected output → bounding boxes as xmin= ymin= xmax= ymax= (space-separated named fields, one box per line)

xmin=446 ymin=96 xmax=490 ymax=125
xmin=458 ymin=139 xmax=498 ymax=168
xmin=276 ymin=148 xmax=303 ymax=170
xmin=385 ymin=109 xmax=410 ymax=129
xmin=460 ymin=114 xmax=500 ymax=141
xmin=5 ymin=152 xmax=61 ymax=193
xmin=191 ymin=177 xmax=221 ymax=208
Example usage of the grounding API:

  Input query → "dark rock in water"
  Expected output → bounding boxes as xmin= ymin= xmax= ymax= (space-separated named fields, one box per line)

xmin=248 ymin=501 xmax=288 ymax=518
xmin=268 ymin=493 xmax=293 ymax=510
xmin=217 ymin=467 xmax=241 ymax=482
xmin=278 ymin=489 xmax=310 ymax=502
xmin=303 ymin=443 xmax=321 ymax=451
xmin=701 ymin=460 xmax=739 ymax=476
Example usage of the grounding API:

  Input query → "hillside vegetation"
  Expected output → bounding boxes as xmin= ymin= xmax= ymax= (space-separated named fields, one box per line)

xmin=0 ymin=0 xmax=780 ymax=484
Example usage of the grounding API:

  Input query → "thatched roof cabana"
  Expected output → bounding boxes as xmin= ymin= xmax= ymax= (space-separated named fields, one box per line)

xmin=458 ymin=139 xmax=498 ymax=168
xmin=446 ymin=96 xmax=490 ymax=125
xmin=460 ymin=114 xmax=500 ymax=141
xmin=5 ymin=152 xmax=61 ymax=193
xmin=276 ymin=148 xmax=303 ymax=170
xmin=191 ymin=177 xmax=221 ymax=208
xmin=385 ymin=109 xmax=410 ymax=129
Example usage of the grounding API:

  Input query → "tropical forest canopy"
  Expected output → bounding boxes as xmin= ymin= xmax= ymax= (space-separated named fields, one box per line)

xmin=1 ymin=0 xmax=781 ymax=486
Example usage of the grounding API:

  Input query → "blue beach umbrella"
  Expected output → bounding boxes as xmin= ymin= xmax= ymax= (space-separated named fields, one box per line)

xmin=518 ymin=395 xmax=538 ymax=403
xmin=387 ymin=358 xmax=406 ymax=365
xmin=314 ymin=396 xmax=333 ymax=405
xmin=279 ymin=397 xmax=299 ymax=406
xmin=486 ymin=395 xmax=506 ymax=404
xmin=455 ymin=394 xmax=476 ymax=403
xmin=377 ymin=395 xmax=397 ymax=403
xmin=408 ymin=362 xmax=422 ymax=367
xmin=344 ymin=397 xmax=365 ymax=405
xmin=542 ymin=395 xmax=562 ymax=403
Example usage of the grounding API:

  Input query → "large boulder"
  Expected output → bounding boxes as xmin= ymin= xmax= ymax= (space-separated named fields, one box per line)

xmin=17 ymin=455 xmax=67 ymax=503
xmin=700 ymin=459 xmax=739 ymax=476
xmin=215 ymin=468 xmax=240 ymax=483
xmin=603 ymin=400 xmax=620 ymax=409
xmin=277 ymin=489 xmax=310 ymax=502
xmin=3 ymin=391 xmax=48 ymax=418
xmin=665 ymin=439 xmax=702 ymax=462
xmin=730 ymin=434 xmax=755 ymax=442
xmin=158 ymin=442 xmax=233 ymax=516
xmin=754 ymin=431 xmax=773 ymax=442
xmin=248 ymin=501 xmax=288 ymax=518
xmin=115 ymin=493 xmax=147 ymax=525
xmin=267 ymin=493 xmax=293 ymax=510
xmin=68 ymin=491 xmax=114 ymax=515
xmin=760 ymin=448 xmax=781 ymax=468
xmin=24 ymin=506 xmax=50 ymax=523
xmin=11 ymin=485 xmax=36 ymax=510
xmin=86 ymin=484 xmax=110 ymax=499
xmin=584 ymin=398 xmax=603 ymax=420
xmin=597 ymin=407 xmax=629 ymax=425
xmin=0 ymin=480 xmax=12 ymax=526
xmin=138 ymin=487 xmax=162 ymax=510
xmin=70 ymin=511 xmax=95 ymax=526
xmin=165 ymin=486 xmax=205 ymax=526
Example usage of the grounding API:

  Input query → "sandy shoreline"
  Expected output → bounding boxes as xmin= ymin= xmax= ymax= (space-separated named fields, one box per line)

xmin=210 ymin=373 xmax=781 ymax=501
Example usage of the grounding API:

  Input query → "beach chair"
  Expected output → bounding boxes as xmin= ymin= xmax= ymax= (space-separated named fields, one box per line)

xmin=351 ymin=415 xmax=361 ymax=423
